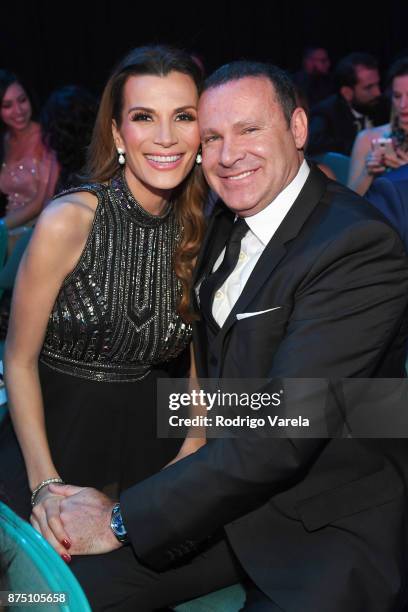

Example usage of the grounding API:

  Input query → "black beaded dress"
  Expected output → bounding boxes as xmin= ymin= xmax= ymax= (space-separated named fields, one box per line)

xmin=0 ymin=172 xmax=190 ymax=518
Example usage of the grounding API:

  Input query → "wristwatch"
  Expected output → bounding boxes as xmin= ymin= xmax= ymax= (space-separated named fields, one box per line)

xmin=110 ymin=503 xmax=129 ymax=544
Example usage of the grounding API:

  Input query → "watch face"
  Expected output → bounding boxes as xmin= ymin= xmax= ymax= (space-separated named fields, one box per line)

xmin=111 ymin=505 xmax=127 ymax=539
xmin=112 ymin=514 xmax=127 ymax=537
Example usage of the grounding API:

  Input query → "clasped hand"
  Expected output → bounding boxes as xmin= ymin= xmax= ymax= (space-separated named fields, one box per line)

xmin=30 ymin=484 xmax=121 ymax=557
xmin=366 ymin=147 xmax=408 ymax=174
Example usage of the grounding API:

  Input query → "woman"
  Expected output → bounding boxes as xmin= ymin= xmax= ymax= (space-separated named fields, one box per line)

xmin=0 ymin=71 xmax=59 ymax=243
xmin=0 ymin=46 xmax=206 ymax=559
xmin=348 ymin=57 xmax=408 ymax=195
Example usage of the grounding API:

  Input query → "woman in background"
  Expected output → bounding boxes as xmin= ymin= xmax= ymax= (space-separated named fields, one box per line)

xmin=0 ymin=70 xmax=59 ymax=246
xmin=348 ymin=57 xmax=408 ymax=195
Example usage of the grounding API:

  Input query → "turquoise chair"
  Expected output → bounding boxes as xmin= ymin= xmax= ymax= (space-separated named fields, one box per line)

xmin=0 ymin=501 xmax=91 ymax=611
xmin=0 ymin=340 xmax=6 ymax=424
xmin=312 ymin=152 xmax=351 ymax=185
xmin=0 ymin=221 xmax=8 ymax=301
xmin=174 ymin=583 xmax=246 ymax=611
xmin=0 ymin=228 xmax=32 ymax=291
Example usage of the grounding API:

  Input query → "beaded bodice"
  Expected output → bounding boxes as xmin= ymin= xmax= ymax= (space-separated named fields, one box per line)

xmin=40 ymin=173 xmax=191 ymax=382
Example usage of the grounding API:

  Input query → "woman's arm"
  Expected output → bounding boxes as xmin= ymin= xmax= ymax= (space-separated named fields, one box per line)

xmin=4 ymin=149 xmax=60 ymax=230
xmin=166 ymin=344 xmax=206 ymax=465
xmin=348 ymin=129 xmax=385 ymax=196
xmin=4 ymin=192 xmax=96 ymax=551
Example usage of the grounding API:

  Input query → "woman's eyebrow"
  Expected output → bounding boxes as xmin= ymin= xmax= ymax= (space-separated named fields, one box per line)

xmin=127 ymin=106 xmax=155 ymax=114
xmin=127 ymin=105 xmax=197 ymax=114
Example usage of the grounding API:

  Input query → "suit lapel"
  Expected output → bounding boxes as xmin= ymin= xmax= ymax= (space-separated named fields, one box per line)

xmin=209 ymin=166 xmax=328 ymax=367
xmin=192 ymin=202 xmax=235 ymax=310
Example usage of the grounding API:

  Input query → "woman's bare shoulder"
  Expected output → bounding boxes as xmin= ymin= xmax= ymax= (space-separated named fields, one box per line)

xmin=362 ymin=123 xmax=391 ymax=140
xmin=34 ymin=191 xmax=100 ymax=247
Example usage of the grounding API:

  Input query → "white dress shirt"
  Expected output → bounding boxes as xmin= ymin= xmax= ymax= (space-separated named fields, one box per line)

xmin=212 ymin=160 xmax=310 ymax=327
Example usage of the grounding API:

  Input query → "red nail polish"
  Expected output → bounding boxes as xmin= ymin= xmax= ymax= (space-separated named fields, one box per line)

xmin=61 ymin=553 xmax=71 ymax=563
xmin=62 ymin=539 xmax=71 ymax=549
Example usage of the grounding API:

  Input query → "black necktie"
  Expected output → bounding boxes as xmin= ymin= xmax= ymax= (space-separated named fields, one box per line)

xmin=200 ymin=217 xmax=249 ymax=327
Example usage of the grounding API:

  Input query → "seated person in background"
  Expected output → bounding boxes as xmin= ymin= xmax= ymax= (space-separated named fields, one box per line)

xmin=0 ymin=85 xmax=98 ymax=339
xmin=366 ymin=165 xmax=408 ymax=252
xmin=308 ymin=52 xmax=385 ymax=156
xmin=292 ymin=45 xmax=334 ymax=109
xmin=348 ymin=57 xmax=408 ymax=195
xmin=0 ymin=70 xmax=59 ymax=251
xmin=294 ymin=85 xmax=336 ymax=180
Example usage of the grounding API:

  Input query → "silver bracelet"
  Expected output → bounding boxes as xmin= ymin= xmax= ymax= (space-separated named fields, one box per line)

xmin=31 ymin=477 xmax=65 ymax=507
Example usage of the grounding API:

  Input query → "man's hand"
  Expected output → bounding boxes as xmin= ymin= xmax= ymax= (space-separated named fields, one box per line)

xmin=47 ymin=483 xmax=122 ymax=555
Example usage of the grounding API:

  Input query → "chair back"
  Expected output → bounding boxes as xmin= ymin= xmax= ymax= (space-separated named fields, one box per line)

xmin=0 ymin=501 xmax=91 ymax=611
xmin=312 ymin=152 xmax=351 ymax=185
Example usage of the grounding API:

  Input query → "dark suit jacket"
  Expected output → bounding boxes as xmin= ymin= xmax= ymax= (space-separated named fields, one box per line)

xmin=308 ymin=94 xmax=359 ymax=156
xmin=121 ymin=167 xmax=408 ymax=611
xmin=366 ymin=165 xmax=408 ymax=253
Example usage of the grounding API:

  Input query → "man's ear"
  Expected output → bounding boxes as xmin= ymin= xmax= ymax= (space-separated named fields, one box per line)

xmin=340 ymin=85 xmax=353 ymax=104
xmin=112 ymin=120 xmax=123 ymax=150
xmin=290 ymin=107 xmax=308 ymax=150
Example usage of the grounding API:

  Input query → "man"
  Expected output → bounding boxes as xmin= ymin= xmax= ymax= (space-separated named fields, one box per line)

xmin=308 ymin=52 xmax=386 ymax=156
xmin=292 ymin=46 xmax=334 ymax=108
xmin=366 ymin=165 xmax=408 ymax=251
xmin=38 ymin=62 xmax=408 ymax=611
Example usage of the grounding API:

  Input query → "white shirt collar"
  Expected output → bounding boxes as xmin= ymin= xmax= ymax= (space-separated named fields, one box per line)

xmin=245 ymin=159 xmax=310 ymax=246
xmin=350 ymin=107 xmax=364 ymax=119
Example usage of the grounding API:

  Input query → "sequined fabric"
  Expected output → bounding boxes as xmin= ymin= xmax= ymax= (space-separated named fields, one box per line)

xmin=40 ymin=172 xmax=191 ymax=382
xmin=0 ymin=125 xmax=59 ymax=213
xmin=0 ymin=157 xmax=39 ymax=210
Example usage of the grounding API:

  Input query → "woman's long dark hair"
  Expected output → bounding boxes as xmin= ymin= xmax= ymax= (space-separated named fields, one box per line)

xmin=86 ymin=46 xmax=207 ymax=322
xmin=41 ymin=85 xmax=97 ymax=191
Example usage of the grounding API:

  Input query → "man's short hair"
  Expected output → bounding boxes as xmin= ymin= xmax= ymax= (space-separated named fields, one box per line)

xmin=303 ymin=46 xmax=327 ymax=60
xmin=335 ymin=53 xmax=378 ymax=90
xmin=203 ymin=61 xmax=297 ymax=126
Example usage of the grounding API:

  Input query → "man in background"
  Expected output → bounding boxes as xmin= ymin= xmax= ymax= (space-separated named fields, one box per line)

xmin=308 ymin=52 xmax=387 ymax=155
xmin=292 ymin=45 xmax=334 ymax=108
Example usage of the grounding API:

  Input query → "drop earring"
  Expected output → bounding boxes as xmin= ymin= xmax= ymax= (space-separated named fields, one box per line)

xmin=117 ymin=147 xmax=126 ymax=165
xmin=195 ymin=151 xmax=202 ymax=164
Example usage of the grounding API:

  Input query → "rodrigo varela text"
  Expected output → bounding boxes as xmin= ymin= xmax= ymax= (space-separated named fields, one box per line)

xmin=168 ymin=415 xmax=310 ymax=429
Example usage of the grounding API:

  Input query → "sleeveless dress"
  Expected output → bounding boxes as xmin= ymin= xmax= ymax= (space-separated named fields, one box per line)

xmin=0 ymin=125 xmax=59 ymax=256
xmin=0 ymin=125 xmax=59 ymax=219
xmin=0 ymin=172 xmax=190 ymax=518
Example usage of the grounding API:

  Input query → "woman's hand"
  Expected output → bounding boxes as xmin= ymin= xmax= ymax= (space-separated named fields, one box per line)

xmin=383 ymin=147 xmax=408 ymax=169
xmin=165 ymin=437 xmax=206 ymax=468
xmin=30 ymin=486 xmax=72 ymax=561
xmin=366 ymin=149 xmax=386 ymax=175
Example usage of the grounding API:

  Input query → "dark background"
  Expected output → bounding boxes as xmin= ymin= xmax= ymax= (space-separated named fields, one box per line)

xmin=1 ymin=0 xmax=407 ymax=102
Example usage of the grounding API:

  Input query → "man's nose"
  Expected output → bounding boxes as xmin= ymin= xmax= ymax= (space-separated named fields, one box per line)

xmin=399 ymin=94 xmax=408 ymax=109
xmin=219 ymin=138 xmax=244 ymax=167
xmin=154 ymin=121 xmax=178 ymax=147
xmin=373 ymin=85 xmax=381 ymax=99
